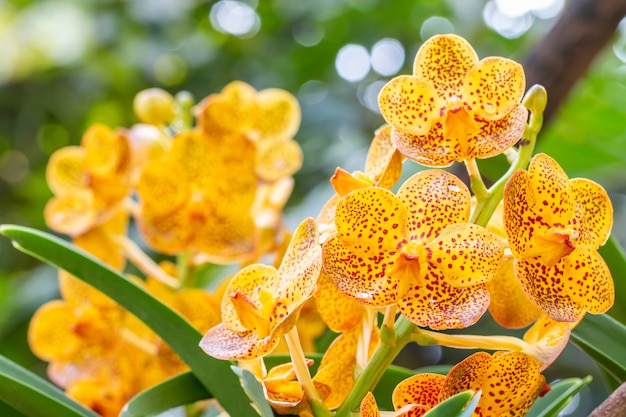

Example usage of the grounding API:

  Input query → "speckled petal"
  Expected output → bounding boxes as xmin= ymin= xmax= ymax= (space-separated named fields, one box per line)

xmin=335 ymin=187 xmax=409 ymax=252
xmin=360 ymin=392 xmax=380 ymax=417
xmin=365 ymin=124 xmax=404 ymax=189
xmin=255 ymin=138 xmax=303 ymax=182
xmin=461 ymin=57 xmax=525 ymax=121
xmin=82 ymin=124 xmax=130 ymax=177
xmin=253 ymin=88 xmax=301 ymax=140
xmin=392 ymin=373 xmax=445 ymax=411
xmin=441 ymin=351 xmax=490 ymax=400
xmin=28 ymin=300 xmax=81 ymax=362
xmin=570 ymin=178 xmax=613 ymax=248
xmin=392 ymin=124 xmax=458 ymax=167
xmin=378 ymin=75 xmax=442 ymax=136
xmin=136 ymin=204 xmax=192 ymax=254
xmin=199 ymin=324 xmax=280 ymax=361
xmin=397 ymin=170 xmax=471 ymax=242
xmin=413 ymin=34 xmax=478 ymax=98
xmin=527 ymin=153 xmax=575 ymax=225
xmin=46 ymin=146 xmax=89 ymax=196
xmin=398 ymin=268 xmax=490 ymax=330
xmin=221 ymin=264 xmax=281 ymax=333
xmin=197 ymin=81 xmax=256 ymax=136
xmin=322 ymin=234 xmax=398 ymax=307
xmin=468 ymin=104 xmax=527 ymax=160
xmin=478 ymin=352 xmax=541 ymax=416
xmin=315 ymin=269 xmax=366 ymax=333
xmin=503 ymin=169 xmax=532 ymax=258
xmin=137 ymin=159 xmax=187 ymax=217
xmin=317 ymin=194 xmax=341 ymax=244
xmin=44 ymin=194 xmax=98 ymax=236
xmin=487 ymin=258 xmax=542 ymax=329
xmin=429 ymin=223 xmax=504 ymax=288
xmin=277 ymin=217 xmax=322 ymax=306
xmin=514 ymin=246 xmax=614 ymax=322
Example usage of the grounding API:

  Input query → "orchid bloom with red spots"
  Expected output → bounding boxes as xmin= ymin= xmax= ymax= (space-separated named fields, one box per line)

xmin=323 ymin=169 xmax=505 ymax=330
xmin=199 ymin=218 xmax=322 ymax=360
xmin=504 ymin=153 xmax=614 ymax=322
xmin=378 ymin=34 xmax=527 ymax=167
xmin=360 ymin=351 xmax=546 ymax=417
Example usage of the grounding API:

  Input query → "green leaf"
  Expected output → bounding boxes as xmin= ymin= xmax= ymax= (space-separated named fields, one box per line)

xmin=571 ymin=313 xmax=626 ymax=383
xmin=0 ymin=225 xmax=258 ymax=417
xmin=423 ymin=391 xmax=479 ymax=417
xmin=0 ymin=354 xmax=98 ymax=417
xmin=0 ymin=401 xmax=29 ymax=417
xmin=526 ymin=377 xmax=591 ymax=417
xmin=599 ymin=236 xmax=626 ymax=324
xmin=120 ymin=372 xmax=211 ymax=417
xmin=232 ymin=367 xmax=274 ymax=417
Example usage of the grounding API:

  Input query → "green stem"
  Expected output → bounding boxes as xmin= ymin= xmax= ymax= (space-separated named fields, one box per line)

xmin=470 ymin=84 xmax=547 ymax=227
xmin=334 ymin=316 xmax=417 ymax=417
xmin=177 ymin=250 xmax=193 ymax=288
xmin=465 ymin=158 xmax=489 ymax=199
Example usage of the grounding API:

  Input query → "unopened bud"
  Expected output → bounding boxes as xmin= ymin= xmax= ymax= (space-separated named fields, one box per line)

xmin=522 ymin=84 xmax=548 ymax=115
xmin=134 ymin=88 xmax=176 ymax=125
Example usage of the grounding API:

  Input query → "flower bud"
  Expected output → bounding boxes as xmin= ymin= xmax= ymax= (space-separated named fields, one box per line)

xmin=133 ymin=88 xmax=176 ymax=125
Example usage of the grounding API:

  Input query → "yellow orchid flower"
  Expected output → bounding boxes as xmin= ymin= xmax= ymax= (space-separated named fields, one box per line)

xmin=378 ymin=34 xmax=527 ymax=167
xmin=504 ymin=153 xmax=614 ymax=322
xmin=323 ymin=170 xmax=505 ymax=329
xmin=44 ymin=124 xmax=132 ymax=236
xmin=199 ymin=218 xmax=322 ymax=360
xmin=318 ymin=125 xmax=404 ymax=244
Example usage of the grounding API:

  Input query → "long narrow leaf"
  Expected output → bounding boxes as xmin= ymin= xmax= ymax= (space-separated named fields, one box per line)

xmin=0 ymin=225 xmax=258 ymax=417
xmin=571 ymin=313 xmax=626 ymax=383
xmin=598 ymin=236 xmax=626 ymax=323
xmin=120 ymin=372 xmax=211 ymax=417
xmin=423 ymin=391 xmax=478 ymax=417
xmin=233 ymin=367 xmax=274 ymax=417
xmin=526 ymin=377 xmax=591 ymax=417
xmin=0 ymin=354 xmax=98 ymax=417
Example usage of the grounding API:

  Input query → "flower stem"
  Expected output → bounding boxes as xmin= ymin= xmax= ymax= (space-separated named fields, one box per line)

xmin=117 ymin=236 xmax=179 ymax=288
xmin=470 ymin=84 xmax=547 ymax=227
xmin=413 ymin=329 xmax=529 ymax=352
xmin=465 ymin=158 xmax=489 ymax=199
xmin=334 ymin=316 xmax=417 ymax=417
xmin=284 ymin=327 xmax=332 ymax=417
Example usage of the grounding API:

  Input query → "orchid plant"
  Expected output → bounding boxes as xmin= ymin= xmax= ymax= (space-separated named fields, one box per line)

xmin=1 ymin=33 xmax=625 ymax=417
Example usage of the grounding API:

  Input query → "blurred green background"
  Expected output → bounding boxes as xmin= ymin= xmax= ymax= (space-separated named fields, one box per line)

xmin=1 ymin=0 xmax=625 ymax=415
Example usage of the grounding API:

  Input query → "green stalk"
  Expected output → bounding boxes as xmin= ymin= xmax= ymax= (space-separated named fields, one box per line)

xmin=334 ymin=316 xmax=417 ymax=417
xmin=470 ymin=84 xmax=547 ymax=227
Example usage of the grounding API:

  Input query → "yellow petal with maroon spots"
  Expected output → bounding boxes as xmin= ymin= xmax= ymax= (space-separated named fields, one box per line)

xmin=137 ymin=159 xmax=187 ymax=217
xmin=335 ymin=187 xmax=409 ymax=252
xmin=392 ymin=124 xmax=457 ymax=167
xmin=315 ymin=269 xmax=366 ymax=333
xmin=365 ymin=124 xmax=404 ymax=189
xmin=398 ymin=269 xmax=490 ymax=330
xmin=82 ymin=124 xmax=130 ymax=177
xmin=221 ymin=264 xmax=282 ymax=333
xmin=44 ymin=194 xmax=98 ymax=236
xmin=441 ymin=351 xmax=491 ymax=400
xmin=174 ymin=288 xmax=221 ymax=333
xmin=503 ymin=169 xmax=533 ymax=258
xmin=397 ymin=170 xmax=470 ymax=242
xmin=317 ymin=194 xmax=341 ymax=244
xmin=527 ymin=153 xmax=575 ymax=225
xmin=197 ymin=81 xmax=256 ymax=136
xmin=59 ymin=270 xmax=117 ymax=309
xmin=28 ymin=300 xmax=81 ymax=362
xmin=487 ymin=258 xmax=542 ymax=329
xmin=199 ymin=324 xmax=280 ymax=361
xmin=167 ymin=130 xmax=214 ymax=184
xmin=392 ymin=373 xmax=445 ymax=411
xmin=413 ymin=34 xmax=478 ymax=98
xmin=461 ymin=57 xmax=525 ymax=121
xmin=277 ymin=217 xmax=322 ymax=305
xmin=378 ymin=75 xmax=442 ymax=136
xmin=255 ymin=137 xmax=303 ymax=182
xmin=514 ymin=246 xmax=614 ymax=322
xmin=322 ymin=234 xmax=399 ymax=307
xmin=478 ymin=352 xmax=541 ymax=417
xmin=468 ymin=104 xmax=527 ymax=160
xmin=360 ymin=392 xmax=380 ymax=417
xmin=194 ymin=208 xmax=256 ymax=262
xmin=570 ymin=178 xmax=613 ymax=248
xmin=136 ymin=205 xmax=192 ymax=255
xmin=46 ymin=146 xmax=89 ymax=196
xmin=429 ymin=223 xmax=504 ymax=288
xmin=254 ymin=88 xmax=301 ymax=140
xmin=522 ymin=315 xmax=571 ymax=371
xmin=74 ymin=220 xmax=126 ymax=271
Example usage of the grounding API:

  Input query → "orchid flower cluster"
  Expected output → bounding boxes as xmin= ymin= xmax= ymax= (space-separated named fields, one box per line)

xmin=31 ymin=34 xmax=614 ymax=417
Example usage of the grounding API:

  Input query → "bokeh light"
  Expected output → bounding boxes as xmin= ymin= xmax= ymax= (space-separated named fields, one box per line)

xmin=335 ymin=44 xmax=371 ymax=82
xmin=370 ymin=38 xmax=405 ymax=76
xmin=210 ymin=0 xmax=261 ymax=38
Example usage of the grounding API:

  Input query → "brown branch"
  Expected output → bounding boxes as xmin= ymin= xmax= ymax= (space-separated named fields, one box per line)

xmin=588 ymin=381 xmax=626 ymax=417
xmin=523 ymin=0 xmax=626 ymax=125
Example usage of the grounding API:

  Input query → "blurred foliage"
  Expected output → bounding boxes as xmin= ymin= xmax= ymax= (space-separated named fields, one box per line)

xmin=1 ymin=1 xmax=626 ymax=415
